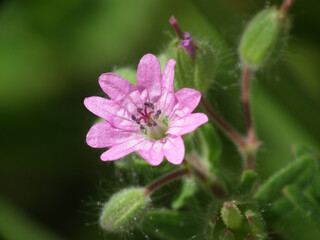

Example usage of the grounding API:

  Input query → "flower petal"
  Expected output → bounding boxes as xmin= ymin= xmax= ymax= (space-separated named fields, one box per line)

xmin=99 ymin=73 xmax=142 ymax=111
xmin=170 ymin=88 xmax=202 ymax=121
xmin=163 ymin=136 xmax=185 ymax=165
xmin=162 ymin=59 xmax=176 ymax=94
xmin=136 ymin=54 xmax=162 ymax=103
xmin=138 ymin=140 xmax=164 ymax=166
xmin=100 ymin=138 xmax=144 ymax=161
xmin=84 ymin=96 xmax=139 ymax=131
xmin=86 ymin=121 xmax=141 ymax=148
xmin=157 ymin=92 xmax=177 ymax=116
xmin=167 ymin=113 xmax=208 ymax=136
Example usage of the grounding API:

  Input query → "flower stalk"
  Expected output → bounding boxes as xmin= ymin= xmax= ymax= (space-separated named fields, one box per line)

xmin=200 ymin=97 xmax=246 ymax=149
xmin=144 ymin=168 xmax=190 ymax=195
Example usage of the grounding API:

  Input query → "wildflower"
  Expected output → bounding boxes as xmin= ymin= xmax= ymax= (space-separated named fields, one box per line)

xmin=84 ymin=54 xmax=208 ymax=166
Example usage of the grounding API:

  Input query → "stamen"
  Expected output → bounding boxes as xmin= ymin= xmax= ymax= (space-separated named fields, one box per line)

xmin=131 ymin=114 xmax=140 ymax=124
xmin=152 ymin=122 xmax=157 ymax=126
xmin=147 ymin=122 xmax=153 ymax=127
xmin=144 ymin=102 xmax=154 ymax=110
xmin=140 ymin=125 xmax=145 ymax=130
xmin=137 ymin=107 xmax=143 ymax=112
xmin=154 ymin=110 xmax=161 ymax=119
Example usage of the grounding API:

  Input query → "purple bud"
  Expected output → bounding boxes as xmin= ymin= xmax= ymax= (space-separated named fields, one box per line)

xmin=169 ymin=16 xmax=196 ymax=60
xmin=180 ymin=32 xmax=195 ymax=60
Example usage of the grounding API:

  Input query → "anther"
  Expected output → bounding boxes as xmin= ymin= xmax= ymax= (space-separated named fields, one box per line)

xmin=152 ymin=122 xmax=157 ymax=126
xmin=137 ymin=107 xmax=143 ymax=112
xmin=140 ymin=125 xmax=145 ymax=130
xmin=131 ymin=114 xmax=140 ymax=124
xmin=147 ymin=122 xmax=153 ymax=127
xmin=144 ymin=102 xmax=154 ymax=110
xmin=154 ymin=110 xmax=161 ymax=119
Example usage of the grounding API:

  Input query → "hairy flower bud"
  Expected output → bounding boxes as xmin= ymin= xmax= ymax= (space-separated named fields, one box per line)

xmin=245 ymin=210 xmax=266 ymax=234
xmin=239 ymin=7 xmax=283 ymax=69
xmin=169 ymin=16 xmax=217 ymax=93
xmin=99 ymin=188 xmax=148 ymax=232
xmin=221 ymin=201 xmax=243 ymax=230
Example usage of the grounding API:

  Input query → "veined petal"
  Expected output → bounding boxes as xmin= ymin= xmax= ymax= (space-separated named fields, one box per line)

xmin=138 ymin=140 xmax=164 ymax=166
xmin=136 ymin=54 xmax=162 ymax=103
xmin=167 ymin=113 xmax=208 ymax=136
xmin=162 ymin=59 xmax=176 ymax=94
xmin=84 ymin=96 xmax=139 ymax=131
xmin=157 ymin=92 xmax=177 ymax=116
xmin=163 ymin=136 xmax=185 ymax=165
xmin=100 ymin=138 xmax=145 ymax=161
xmin=170 ymin=88 xmax=202 ymax=121
xmin=86 ymin=121 xmax=141 ymax=148
xmin=99 ymin=73 xmax=142 ymax=111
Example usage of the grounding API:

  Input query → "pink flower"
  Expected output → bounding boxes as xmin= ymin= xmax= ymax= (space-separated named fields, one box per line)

xmin=84 ymin=54 xmax=208 ymax=166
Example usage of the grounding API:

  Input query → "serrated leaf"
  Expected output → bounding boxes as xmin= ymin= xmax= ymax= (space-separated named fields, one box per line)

xmin=255 ymin=155 xmax=317 ymax=204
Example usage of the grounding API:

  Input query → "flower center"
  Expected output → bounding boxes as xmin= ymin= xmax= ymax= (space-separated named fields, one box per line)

xmin=131 ymin=102 xmax=168 ymax=140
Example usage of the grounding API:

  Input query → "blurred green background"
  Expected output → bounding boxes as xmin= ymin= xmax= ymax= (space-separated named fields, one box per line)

xmin=1 ymin=0 xmax=319 ymax=239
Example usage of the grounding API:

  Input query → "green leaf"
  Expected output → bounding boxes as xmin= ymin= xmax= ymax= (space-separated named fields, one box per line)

xmin=238 ymin=170 xmax=258 ymax=196
xmin=171 ymin=177 xmax=197 ymax=210
xmin=291 ymin=144 xmax=316 ymax=159
xmin=283 ymin=185 xmax=320 ymax=228
xmin=255 ymin=155 xmax=317 ymax=204
xmin=141 ymin=210 xmax=202 ymax=240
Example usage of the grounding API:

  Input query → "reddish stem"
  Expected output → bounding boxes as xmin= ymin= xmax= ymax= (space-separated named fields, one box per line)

xmin=201 ymin=98 xmax=246 ymax=149
xmin=241 ymin=67 xmax=255 ymax=143
xmin=144 ymin=169 xmax=189 ymax=195
xmin=280 ymin=0 xmax=295 ymax=16
xmin=241 ymin=66 xmax=258 ymax=170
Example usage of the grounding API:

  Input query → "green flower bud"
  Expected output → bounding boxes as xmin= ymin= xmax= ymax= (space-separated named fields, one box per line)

xmin=245 ymin=210 xmax=266 ymax=234
xmin=168 ymin=17 xmax=217 ymax=93
xmin=99 ymin=188 xmax=149 ymax=232
xmin=221 ymin=201 xmax=243 ymax=230
xmin=174 ymin=40 xmax=217 ymax=93
xmin=239 ymin=7 xmax=283 ymax=69
xmin=219 ymin=230 xmax=235 ymax=240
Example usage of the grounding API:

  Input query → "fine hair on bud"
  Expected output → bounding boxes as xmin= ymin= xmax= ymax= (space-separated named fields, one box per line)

xmin=99 ymin=187 xmax=149 ymax=232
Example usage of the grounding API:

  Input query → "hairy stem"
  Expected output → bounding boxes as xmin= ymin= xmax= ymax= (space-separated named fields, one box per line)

xmin=201 ymin=98 xmax=246 ymax=149
xmin=144 ymin=168 xmax=189 ymax=195
xmin=241 ymin=66 xmax=258 ymax=170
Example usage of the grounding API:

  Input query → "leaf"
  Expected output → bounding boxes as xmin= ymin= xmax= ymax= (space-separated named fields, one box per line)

xmin=238 ymin=170 xmax=257 ymax=196
xmin=291 ymin=144 xmax=316 ymax=159
xmin=141 ymin=210 xmax=203 ymax=240
xmin=283 ymin=185 xmax=320 ymax=228
xmin=171 ymin=177 xmax=197 ymax=210
xmin=254 ymin=155 xmax=317 ymax=204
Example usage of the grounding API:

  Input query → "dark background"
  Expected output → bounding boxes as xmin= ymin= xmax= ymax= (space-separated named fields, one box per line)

xmin=1 ymin=0 xmax=319 ymax=239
